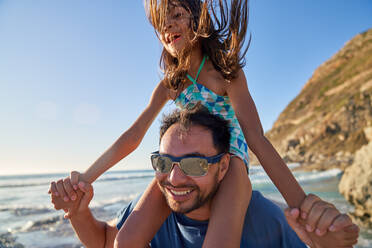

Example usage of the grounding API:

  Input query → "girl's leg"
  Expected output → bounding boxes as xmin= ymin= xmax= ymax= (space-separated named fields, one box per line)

xmin=114 ymin=178 xmax=171 ymax=248
xmin=202 ymin=156 xmax=252 ymax=248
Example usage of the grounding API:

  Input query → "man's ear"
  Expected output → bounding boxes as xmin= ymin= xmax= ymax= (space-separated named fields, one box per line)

xmin=217 ymin=153 xmax=230 ymax=182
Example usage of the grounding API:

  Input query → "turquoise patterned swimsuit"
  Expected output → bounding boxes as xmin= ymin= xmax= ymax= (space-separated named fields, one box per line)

xmin=174 ymin=56 xmax=249 ymax=168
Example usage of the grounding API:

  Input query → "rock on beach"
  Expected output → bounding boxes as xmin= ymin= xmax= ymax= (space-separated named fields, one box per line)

xmin=339 ymin=127 xmax=372 ymax=228
xmin=0 ymin=232 xmax=24 ymax=248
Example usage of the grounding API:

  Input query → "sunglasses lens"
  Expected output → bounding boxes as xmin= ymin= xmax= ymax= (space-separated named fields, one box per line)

xmin=180 ymin=158 xmax=208 ymax=176
xmin=152 ymin=155 xmax=172 ymax=173
xmin=151 ymin=154 xmax=212 ymax=176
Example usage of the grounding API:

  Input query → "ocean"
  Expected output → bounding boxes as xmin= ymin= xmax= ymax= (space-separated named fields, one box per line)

xmin=1 ymin=165 xmax=371 ymax=248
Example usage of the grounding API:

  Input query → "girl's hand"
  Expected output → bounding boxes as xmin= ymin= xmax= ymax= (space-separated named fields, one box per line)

xmin=69 ymin=171 xmax=83 ymax=191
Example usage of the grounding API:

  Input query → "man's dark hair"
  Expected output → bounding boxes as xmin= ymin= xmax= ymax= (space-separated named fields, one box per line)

xmin=159 ymin=103 xmax=230 ymax=153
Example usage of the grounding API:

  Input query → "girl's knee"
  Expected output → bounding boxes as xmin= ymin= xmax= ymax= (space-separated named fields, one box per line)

xmin=228 ymin=156 xmax=250 ymax=179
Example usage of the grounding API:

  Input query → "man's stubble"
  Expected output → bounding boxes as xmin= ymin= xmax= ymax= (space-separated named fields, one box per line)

xmin=158 ymin=170 xmax=220 ymax=214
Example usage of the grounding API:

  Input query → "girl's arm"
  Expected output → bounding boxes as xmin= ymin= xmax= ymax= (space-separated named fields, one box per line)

xmin=226 ymin=70 xmax=357 ymax=248
xmin=225 ymin=70 xmax=306 ymax=208
xmin=51 ymin=81 xmax=170 ymax=207
xmin=81 ymin=81 xmax=171 ymax=183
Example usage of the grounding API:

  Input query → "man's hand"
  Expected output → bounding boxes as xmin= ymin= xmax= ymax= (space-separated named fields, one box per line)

xmin=48 ymin=171 xmax=87 ymax=213
xmin=50 ymin=178 xmax=112 ymax=248
xmin=48 ymin=171 xmax=84 ymax=202
xmin=49 ymin=177 xmax=94 ymax=219
xmin=285 ymin=194 xmax=359 ymax=248
xmin=299 ymin=194 xmax=352 ymax=235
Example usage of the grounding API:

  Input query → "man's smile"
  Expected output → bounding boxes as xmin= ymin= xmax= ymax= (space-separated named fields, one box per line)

xmin=169 ymin=189 xmax=192 ymax=196
xmin=163 ymin=185 xmax=196 ymax=202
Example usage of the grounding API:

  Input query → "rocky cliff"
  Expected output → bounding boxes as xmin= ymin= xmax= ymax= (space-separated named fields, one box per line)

xmin=250 ymin=28 xmax=372 ymax=171
xmin=339 ymin=127 xmax=372 ymax=228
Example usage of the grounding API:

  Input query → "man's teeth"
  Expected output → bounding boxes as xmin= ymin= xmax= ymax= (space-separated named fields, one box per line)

xmin=170 ymin=189 xmax=191 ymax=195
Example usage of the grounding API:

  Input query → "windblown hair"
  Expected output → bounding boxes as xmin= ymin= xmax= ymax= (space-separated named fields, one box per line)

xmin=159 ymin=103 xmax=231 ymax=153
xmin=144 ymin=0 xmax=251 ymax=91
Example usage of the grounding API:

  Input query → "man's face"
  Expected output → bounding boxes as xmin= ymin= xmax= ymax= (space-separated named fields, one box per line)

xmin=156 ymin=123 xmax=228 ymax=220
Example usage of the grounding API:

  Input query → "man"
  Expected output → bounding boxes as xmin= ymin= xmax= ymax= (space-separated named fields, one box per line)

xmin=50 ymin=106 xmax=359 ymax=248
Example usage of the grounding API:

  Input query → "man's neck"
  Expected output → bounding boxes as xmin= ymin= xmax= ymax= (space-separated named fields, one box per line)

xmin=183 ymin=201 xmax=212 ymax=221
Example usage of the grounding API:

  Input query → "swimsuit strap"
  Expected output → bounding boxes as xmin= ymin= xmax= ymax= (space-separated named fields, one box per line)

xmin=195 ymin=55 xmax=207 ymax=80
xmin=186 ymin=55 xmax=207 ymax=84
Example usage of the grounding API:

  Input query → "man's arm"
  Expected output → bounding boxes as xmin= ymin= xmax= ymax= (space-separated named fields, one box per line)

xmin=50 ymin=180 xmax=118 ymax=248
xmin=69 ymin=208 xmax=118 ymax=248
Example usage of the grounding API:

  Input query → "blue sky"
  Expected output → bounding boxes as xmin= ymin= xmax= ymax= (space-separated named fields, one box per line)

xmin=0 ymin=1 xmax=371 ymax=175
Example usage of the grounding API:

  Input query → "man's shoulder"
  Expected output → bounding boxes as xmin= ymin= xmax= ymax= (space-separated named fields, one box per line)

xmin=249 ymin=191 xmax=284 ymax=217
xmin=116 ymin=195 xmax=141 ymax=230
xmin=241 ymin=191 xmax=306 ymax=248
xmin=244 ymin=191 xmax=288 ymax=231
xmin=116 ymin=191 xmax=306 ymax=248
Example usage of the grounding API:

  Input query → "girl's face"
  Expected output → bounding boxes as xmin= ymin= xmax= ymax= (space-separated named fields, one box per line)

xmin=159 ymin=4 xmax=194 ymax=57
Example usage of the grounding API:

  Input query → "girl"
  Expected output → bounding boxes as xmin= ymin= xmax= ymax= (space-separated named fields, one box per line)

xmin=52 ymin=0 xmax=307 ymax=247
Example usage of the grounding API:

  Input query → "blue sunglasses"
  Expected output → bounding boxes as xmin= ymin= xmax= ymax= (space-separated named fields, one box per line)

xmin=150 ymin=151 xmax=225 ymax=177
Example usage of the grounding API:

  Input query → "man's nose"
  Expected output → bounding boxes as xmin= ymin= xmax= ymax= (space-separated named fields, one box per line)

xmin=168 ymin=163 xmax=188 ymax=186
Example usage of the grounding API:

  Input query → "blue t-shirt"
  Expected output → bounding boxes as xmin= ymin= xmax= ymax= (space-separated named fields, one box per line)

xmin=117 ymin=191 xmax=307 ymax=248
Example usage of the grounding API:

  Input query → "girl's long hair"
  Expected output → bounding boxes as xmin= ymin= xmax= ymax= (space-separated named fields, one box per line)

xmin=145 ymin=0 xmax=251 ymax=91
